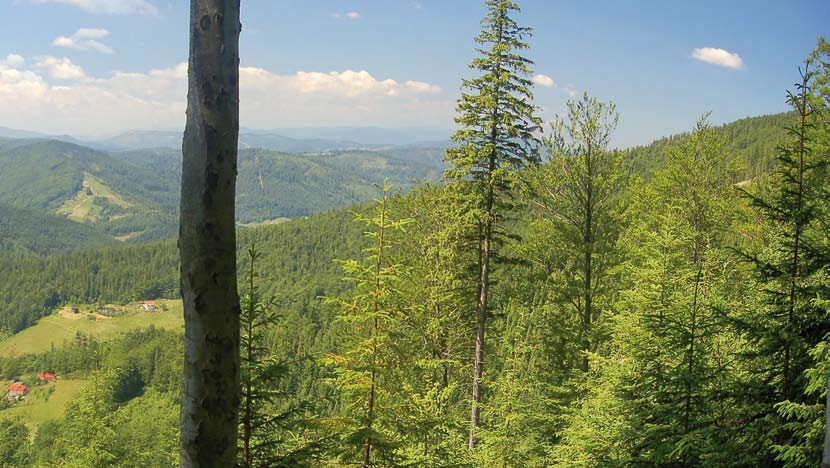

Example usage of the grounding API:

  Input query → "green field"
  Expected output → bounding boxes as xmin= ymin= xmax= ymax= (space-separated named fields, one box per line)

xmin=0 ymin=379 xmax=88 ymax=430
xmin=0 ymin=299 xmax=183 ymax=357
xmin=56 ymin=172 xmax=133 ymax=223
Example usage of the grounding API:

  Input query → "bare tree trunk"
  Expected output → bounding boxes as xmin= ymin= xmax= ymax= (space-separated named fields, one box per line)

xmin=822 ymin=373 xmax=830 ymax=468
xmin=179 ymin=0 xmax=242 ymax=466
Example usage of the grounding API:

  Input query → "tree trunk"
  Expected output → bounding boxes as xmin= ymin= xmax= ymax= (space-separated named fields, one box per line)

xmin=581 ymin=141 xmax=594 ymax=372
xmin=470 ymin=216 xmax=491 ymax=449
xmin=179 ymin=0 xmax=242 ymax=466
xmin=470 ymin=177 xmax=494 ymax=449
xmin=822 ymin=373 xmax=830 ymax=468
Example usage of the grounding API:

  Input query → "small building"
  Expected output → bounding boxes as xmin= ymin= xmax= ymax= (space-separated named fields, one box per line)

xmin=7 ymin=383 xmax=28 ymax=400
xmin=37 ymin=373 xmax=57 ymax=384
xmin=141 ymin=301 xmax=158 ymax=312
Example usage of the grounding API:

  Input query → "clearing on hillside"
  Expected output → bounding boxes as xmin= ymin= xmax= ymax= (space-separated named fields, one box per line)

xmin=0 ymin=379 xmax=88 ymax=431
xmin=55 ymin=172 xmax=133 ymax=223
xmin=0 ymin=299 xmax=183 ymax=357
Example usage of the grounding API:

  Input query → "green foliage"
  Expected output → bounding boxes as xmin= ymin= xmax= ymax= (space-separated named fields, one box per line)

xmin=325 ymin=182 xmax=412 ymax=466
xmin=0 ymin=419 xmax=31 ymax=467
xmin=238 ymin=246 xmax=324 ymax=468
xmin=0 ymin=204 xmax=115 ymax=255
xmin=625 ymin=112 xmax=790 ymax=181
xmin=735 ymin=56 xmax=830 ymax=466
xmin=528 ymin=94 xmax=623 ymax=371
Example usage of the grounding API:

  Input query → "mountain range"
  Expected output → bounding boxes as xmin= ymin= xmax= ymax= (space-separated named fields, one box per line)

xmin=0 ymin=112 xmax=789 ymax=255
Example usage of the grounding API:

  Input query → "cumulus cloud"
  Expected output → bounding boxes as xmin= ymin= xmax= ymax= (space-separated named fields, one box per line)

xmin=565 ymin=84 xmax=577 ymax=97
xmin=0 ymin=58 xmax=451 ymax=134
xmin=333 ymin=11 xmax=361 ymax=19
xmin=405 ymin=80 xmax=442 ymax=94
xmin=31 ymin=0 xmax=159 ymax=16
xmin=4 ymin=54 xmax=25 ymax=68
xmin=33 ymin=56 xmax=86 ymax=80
xmin=292 ymin=70 xmax=399 ymax=97
xmin=691 ymin=47 xmax=744 ymax=70
xmin=532 ymin=73 xmax=555 ymax=88
xmin=53 ymin=28 xmax=114 ymax=54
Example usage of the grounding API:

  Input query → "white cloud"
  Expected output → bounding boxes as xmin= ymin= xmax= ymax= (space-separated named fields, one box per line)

xmin=333 ymin=11 xmax=361 ymax=19
xmin=532 ymin=73 xmax=555 ymax=88
xmin=405 ymin=80 xmax=442 ymax=94
xmin=565 ymin=85 xmax=577 ymax=97
xmin=31 ymin=0 xmax=159 ymax=16
xmin=53 ymin=28 xmax=114 ymax=54
xmin=0 ymin=59 xmax=451 ymax=134
xmin=33 ymin=56 xmax=86 ymax=80
xmin=691 ymin=47 xmax=744 ymax=70
xmin=4 ymin=54 xmax=25 ymax=68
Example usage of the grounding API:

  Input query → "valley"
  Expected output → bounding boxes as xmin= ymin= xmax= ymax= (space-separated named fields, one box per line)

xmin=0 ymin=1 xmax=826 ymax=464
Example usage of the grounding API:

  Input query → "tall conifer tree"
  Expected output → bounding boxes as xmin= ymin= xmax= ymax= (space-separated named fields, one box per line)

xmin=444 ymin=0 xmax=541 ymax=448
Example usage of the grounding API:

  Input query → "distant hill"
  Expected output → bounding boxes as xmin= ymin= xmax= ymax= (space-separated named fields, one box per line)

xmin=0 ymin=112 xmax=791 ymax=255
xmin=110 ymin=145 xmax=446 ymax=222
xmin=0 ymin=137 xmax=445 ymax=249
xmin=0 ymin=204 xmax=116 ymax=255
xmin=625 ymin=112 xmax=793 ymax=180
xmin=94 ymin=129 xmax=379 ymax=153
xmin=251 ymin=126 xmax=452 ymax=145
xmin=0 ymin=140 xmax=178 ymax=242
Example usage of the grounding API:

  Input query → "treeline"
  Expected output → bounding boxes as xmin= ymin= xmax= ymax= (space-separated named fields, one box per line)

xmin=0 ymin=208 xmax=364 ymax=333
xmin=625 ymin=111 xmax=793 ymax=181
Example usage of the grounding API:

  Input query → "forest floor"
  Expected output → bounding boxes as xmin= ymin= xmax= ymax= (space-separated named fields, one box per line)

xmin=0 ymin=299 xmax=183 ymax=356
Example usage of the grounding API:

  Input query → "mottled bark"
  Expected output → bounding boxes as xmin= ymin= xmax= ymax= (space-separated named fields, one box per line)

xmin=822 ymin=374 xmax=830 ymax=468
xmin=179 ymin=0 xmax=242 ymax=466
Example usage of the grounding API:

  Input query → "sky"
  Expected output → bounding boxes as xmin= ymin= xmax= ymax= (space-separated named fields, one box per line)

xmin=0 ymin=0 xmax=828 ymax=146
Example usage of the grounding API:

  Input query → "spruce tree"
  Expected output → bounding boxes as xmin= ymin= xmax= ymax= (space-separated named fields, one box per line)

xmin=735 ymin=57 xmax=830 ymax=466
xmin=444 ymin=0 xmax=541 ymax=448
xmin=552 ymin=116 xmax=745 ymax=466
xmin=388 ymin=185 xmax=472 ymax=465
xmin=326 ymin=181 xmax=411 ymax=466
xmin=238 ymin=246 xmax=321 ymax=468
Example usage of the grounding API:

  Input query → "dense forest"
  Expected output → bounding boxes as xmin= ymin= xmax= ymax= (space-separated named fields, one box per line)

xmin=0 ymin=1 xmax=829 ymax=467
xmin=0 ymin=138 xmax=444 ymax=245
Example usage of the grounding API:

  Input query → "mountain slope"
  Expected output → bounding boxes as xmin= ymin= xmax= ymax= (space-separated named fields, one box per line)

xmin=0 ymin=204 xmax=116 ymax=255
xmin=110 ymin=145 xmax=445 ymax=222
xmin=625 ymin=112 xmax=793 ymax=179
xmin=0 ymin=140 xmax=178 ymax=241
xmin=0 ymin=207 xmax=362 ymax=333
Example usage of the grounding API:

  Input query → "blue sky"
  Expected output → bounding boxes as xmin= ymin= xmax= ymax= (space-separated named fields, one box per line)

xmin=0 ymin=0 xmax=827 ymax=146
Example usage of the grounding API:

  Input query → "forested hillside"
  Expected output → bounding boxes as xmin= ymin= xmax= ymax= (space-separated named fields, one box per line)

xmin=0 ymin=208 xmax=363 ymax=333
xmin=0 ymin=140 xmax=178 ymax=242
xmin=0 ymin=1 xmax=827 ymax=467
xmin=0 ymin=138 xmax=444 ymax=248
xmin=0 ymin=204 xmax=115 ymax=255
xmin=625 ymin=111 xmax=794 ymax=180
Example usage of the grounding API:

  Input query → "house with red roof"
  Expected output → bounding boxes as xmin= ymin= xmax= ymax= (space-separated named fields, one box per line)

xmin=141 ymin=301 xmax=158 ymax=311
xmin=37 ymin=372 xmax=57 ymax=383
xmin=7 ymin=383 xmax=28 ymax=400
